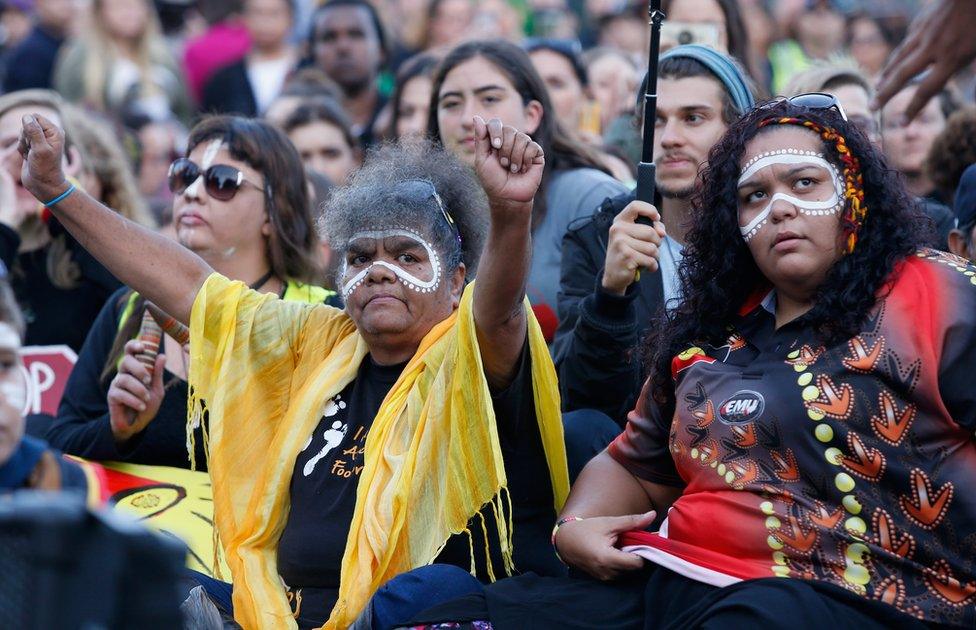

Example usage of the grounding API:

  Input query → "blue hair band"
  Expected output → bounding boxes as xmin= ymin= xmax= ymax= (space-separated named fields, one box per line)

xmin=639 ymin=44 xmax=755 ymax=115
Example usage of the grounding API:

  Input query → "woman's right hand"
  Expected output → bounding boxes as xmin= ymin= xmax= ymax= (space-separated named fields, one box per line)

xmin=108 ymin=340 xmax=166 ymax=443
xmin=553 ymin=511 xmax=655 ymax=580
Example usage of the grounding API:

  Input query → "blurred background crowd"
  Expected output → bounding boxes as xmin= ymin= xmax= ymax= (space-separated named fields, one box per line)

xmin=0 ymin=0 xmax=970 ymax=234
xmin=0 ymin=0 xmax=972 ymax=336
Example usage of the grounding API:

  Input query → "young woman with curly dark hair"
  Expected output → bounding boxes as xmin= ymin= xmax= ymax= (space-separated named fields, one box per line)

xmin=403 ymin=99 xmax=976 ymax=629
xmin=644 ymin=100 xmax=929 ymax=391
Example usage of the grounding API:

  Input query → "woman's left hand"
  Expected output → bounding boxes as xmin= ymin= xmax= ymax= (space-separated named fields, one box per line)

xmin=472 ymin=116 xmax=545 ymax=212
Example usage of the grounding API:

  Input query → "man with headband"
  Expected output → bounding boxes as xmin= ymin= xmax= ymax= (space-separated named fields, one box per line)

xmin=554 ymin=45 xmax=757 ymax=472
xmin=15 ymin=113 xmax=569 ymax=629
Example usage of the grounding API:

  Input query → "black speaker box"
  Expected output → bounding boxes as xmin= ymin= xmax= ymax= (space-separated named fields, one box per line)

xmin=0 ymin=491 xmax=185 ymax=629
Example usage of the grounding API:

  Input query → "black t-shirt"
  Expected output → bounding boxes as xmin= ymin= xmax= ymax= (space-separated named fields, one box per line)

xmin=4 ymin=222 xmax=121 ymax=352
xmin=276 ymin=346 xmax=559 ymax=628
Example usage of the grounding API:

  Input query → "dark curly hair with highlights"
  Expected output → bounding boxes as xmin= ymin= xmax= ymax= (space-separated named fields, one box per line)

xmin=643 ymin=100 xmax=931 ymax=407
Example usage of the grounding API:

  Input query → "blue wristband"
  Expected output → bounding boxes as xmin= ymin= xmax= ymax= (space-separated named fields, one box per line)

xmin=43 ymin=183 xmax=76 ymax=208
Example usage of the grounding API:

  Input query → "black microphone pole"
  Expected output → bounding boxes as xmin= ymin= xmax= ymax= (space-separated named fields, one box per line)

xmin=635 ymin=1 xmax=665 ymax=225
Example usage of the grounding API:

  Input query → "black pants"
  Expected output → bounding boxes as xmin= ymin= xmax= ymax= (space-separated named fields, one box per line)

xmin=410 ymin=565 xmax=940 ymax=630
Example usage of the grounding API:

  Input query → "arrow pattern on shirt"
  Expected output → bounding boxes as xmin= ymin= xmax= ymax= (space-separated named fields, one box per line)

xmin=805 ymin=375 xmax=854 ymax=419
xmin=870 ymin=391 xmax=916 ymax=446
xmin=841 ymin=433 xmax=886 ymax=481
xmin=842 ymin=335 xmax=885 ymax=373
xmin=899 ymin=468 xmax=953 ymax=530
xmin=924 ymin=559 xmax=976 ymax=606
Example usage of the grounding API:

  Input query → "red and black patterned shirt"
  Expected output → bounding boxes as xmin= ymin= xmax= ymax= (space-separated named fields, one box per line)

xmin=610 ymin=250 xmax=976 ymax=626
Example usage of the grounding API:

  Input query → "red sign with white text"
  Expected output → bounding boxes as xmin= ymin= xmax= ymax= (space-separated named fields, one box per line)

xmin=21 ymin=345 xmax=78 ymax=416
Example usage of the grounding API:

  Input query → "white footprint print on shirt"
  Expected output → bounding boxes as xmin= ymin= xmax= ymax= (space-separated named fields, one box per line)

xmin=302 ymin=396 xmax=348 ymax=476
xmin=300 ymin=395 xmax=346 ymax=451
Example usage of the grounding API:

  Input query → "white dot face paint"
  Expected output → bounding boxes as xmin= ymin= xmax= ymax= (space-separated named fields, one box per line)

xmin=340 ymin=228 xmax=443 ymax=299
xmin=736 ymin=150 xmax=844 ymax=242
xmin=0 ymin=323 xmax=26 ymax=414
xmin=184 ymin=138 xmax=224 ymax=199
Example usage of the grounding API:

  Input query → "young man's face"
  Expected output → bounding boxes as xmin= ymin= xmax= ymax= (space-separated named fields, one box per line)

xmin=653 ymin=76 xmax=731 ymax=199
xmin=311 ymin=5 xmax=383 ymax=93
xmin=0 ymin=322 xmax=25 ymax=466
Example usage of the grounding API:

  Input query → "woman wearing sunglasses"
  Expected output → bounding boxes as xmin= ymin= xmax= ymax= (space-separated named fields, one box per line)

xmin=404 ymin=97 xmax=976 ymax=628
xmin=47 ymin=116 xmax=337 ymax=471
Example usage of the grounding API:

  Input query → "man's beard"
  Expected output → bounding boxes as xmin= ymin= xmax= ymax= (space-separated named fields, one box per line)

xmin=657 ymin=180 xmax=695 ymax=200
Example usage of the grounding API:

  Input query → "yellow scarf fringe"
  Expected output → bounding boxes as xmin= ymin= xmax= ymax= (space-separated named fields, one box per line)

xmin=187 ymin=274 xmax=568 ymax=629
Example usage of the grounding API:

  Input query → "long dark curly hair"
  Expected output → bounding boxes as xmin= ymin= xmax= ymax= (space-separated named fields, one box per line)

xmin=644 ymin=100 xmax=931 ymax=406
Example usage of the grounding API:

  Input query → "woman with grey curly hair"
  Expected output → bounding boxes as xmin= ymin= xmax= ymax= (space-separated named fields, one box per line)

xmin=18 ymin=111 xmax=570 ymax=629
xmin=321 ymin=142 xmax=488 ymax=286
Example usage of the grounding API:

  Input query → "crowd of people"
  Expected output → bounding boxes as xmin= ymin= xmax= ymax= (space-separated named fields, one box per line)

xmin=1 ymin=0 xmax=976 ymax=628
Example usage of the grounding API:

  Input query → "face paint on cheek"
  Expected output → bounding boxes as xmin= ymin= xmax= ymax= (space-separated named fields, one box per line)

xmin=0 ymin=324 xmax=25 ymax=413
xmin=340 ymin=229 xmax=443 ymax=299
xmin=0 ymin=379 xmax=26 ymax=415
xmin=184 ymin=139 xmax=223 ymax=198
xmin=737 ymin=151 xmax=845 ymax=243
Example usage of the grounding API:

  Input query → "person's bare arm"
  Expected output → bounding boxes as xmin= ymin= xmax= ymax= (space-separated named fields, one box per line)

xmin=553 ymin=450 xmax=682 ymax=580
xmin=872 ymin=0 xmax=976 ymax=119
xmin=471 ymin=116 xmax=545 ymax=389
xmin=19 ymin=114 xmax=210 ymax=323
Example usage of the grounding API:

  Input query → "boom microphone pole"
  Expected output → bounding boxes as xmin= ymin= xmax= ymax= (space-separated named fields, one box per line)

xmin=635 ymin=1 xmax=666 ymax=225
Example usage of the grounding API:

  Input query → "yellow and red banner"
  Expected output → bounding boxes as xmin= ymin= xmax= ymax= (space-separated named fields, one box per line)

xmin=72 ymin=457 xmax=229 ymax=579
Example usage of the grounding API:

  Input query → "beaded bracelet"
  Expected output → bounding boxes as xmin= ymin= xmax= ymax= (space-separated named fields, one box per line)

xmin=43 ymin=183 xmax=76 ymax=208
xmin=550 ymin=516 xmax=584 ymax=564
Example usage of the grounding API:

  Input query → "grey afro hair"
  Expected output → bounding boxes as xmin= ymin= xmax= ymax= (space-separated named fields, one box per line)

xmin=319 ymin=141 xmax=489 ymax=281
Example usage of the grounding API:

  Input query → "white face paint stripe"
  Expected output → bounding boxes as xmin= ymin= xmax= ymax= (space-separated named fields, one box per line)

xmin=0 ymin=323 xmax=26 ymax=413
xmin=737 ymin=150 xmax=845 ymax=242
xmin=341 ymin=261 xmax=441 ymax=297
xmin=0 ymin=379 xmax=26 ymax=415
xmin=184 ymin=139 xmax=223 ymax=198
xmin=738 ymin=153 xmax=835 ymax=187
xmin=340 ymin=228 xmax=443 ymax=298
xmin=0 ymin=324 xmax=20 ymax=351
xmin=341 ymin=266 xmax=370 ymax=297
xmin=739 ymin=191 xmax=840 ymax=237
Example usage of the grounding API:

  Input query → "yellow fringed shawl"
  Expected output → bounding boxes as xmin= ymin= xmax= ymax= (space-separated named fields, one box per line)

xmin=188 ymin=273 xmax=569 ymax=629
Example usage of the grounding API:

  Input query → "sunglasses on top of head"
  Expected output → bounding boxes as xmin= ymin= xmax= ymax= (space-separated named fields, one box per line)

xmin=168 ymin=158 xmax=266 ymax=202
xmin=769 ymin=92 xmax=849 ymax=122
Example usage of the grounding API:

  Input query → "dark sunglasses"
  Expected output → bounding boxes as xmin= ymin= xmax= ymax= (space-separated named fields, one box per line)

xmin=782 ymin=92 xmax=849 ymax=121
xmin=168 ymin=158 xmax=265 ymax=201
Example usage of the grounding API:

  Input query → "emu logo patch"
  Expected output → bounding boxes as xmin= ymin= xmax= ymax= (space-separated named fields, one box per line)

xmin=718 ymin=390 xmax=765 ymax=424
